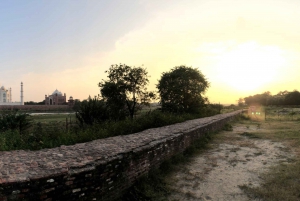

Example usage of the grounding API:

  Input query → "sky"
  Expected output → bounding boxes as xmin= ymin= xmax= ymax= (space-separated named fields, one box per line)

xmin=1 ymin=0 xmax=300 ymax=104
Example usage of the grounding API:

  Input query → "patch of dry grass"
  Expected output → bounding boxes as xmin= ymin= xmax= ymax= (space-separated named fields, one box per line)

xmin=240 ymin=161 xmax=300 ymax=201
xmin=254 ymin=122 xmax=300 ymax=147
xmin=238 ymin=110 xmax=300 ymax=201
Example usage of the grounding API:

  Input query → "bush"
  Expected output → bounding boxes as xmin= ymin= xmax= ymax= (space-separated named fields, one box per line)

xmin=0 ymin=110 xmax=32 ymax=134
xmin=240 ymin=113 xmax=250 ymax=120
xmin=0 ymin=130 xmax=23 ymax=151
xmin=75 ymin=97 xmax=109 ymax=126
xmin=0 ymin=104 xmax=223 ymax=151
xmin=223 ymin=123 xmax=233 ymax=131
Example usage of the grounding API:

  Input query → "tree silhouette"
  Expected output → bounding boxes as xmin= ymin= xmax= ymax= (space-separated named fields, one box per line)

xmin=157 ymin=66 xmax=209 ymax=113
xmin=99 ymin=64 xmax=155 ymax=119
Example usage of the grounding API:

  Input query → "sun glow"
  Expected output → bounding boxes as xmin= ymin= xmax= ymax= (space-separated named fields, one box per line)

xmin=214 ymin=42 xmax=286 ymax=91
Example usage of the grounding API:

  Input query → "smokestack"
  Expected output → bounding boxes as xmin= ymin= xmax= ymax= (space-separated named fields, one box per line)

xmin=21 ymin=82 xmax=24 ymax=105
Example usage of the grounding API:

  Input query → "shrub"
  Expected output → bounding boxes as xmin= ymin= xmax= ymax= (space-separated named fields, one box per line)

xmin=0 ymin=110 xmax=32 ymax=134
xmin=223 ymin=123 xmax=233 ymax=131
xmin=75 ymin=97 xmax=109 ymax=126
xmin=0 ymin=104 xmax=225 ymax=151
xmin=240 ymin=113 xmax=250 ymax=120
xmin=0 ymin=130 xmax=23 ymax=151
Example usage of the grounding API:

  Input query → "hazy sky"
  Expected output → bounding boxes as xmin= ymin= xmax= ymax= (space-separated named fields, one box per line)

xmin=1 ymin=0 xmax=300 ymax=104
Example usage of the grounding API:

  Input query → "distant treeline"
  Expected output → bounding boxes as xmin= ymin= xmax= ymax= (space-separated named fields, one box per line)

xmin=242 ymin=90 xmax=300 ymax=106
xmin=24 ymin=100 xmax=45 ymax=105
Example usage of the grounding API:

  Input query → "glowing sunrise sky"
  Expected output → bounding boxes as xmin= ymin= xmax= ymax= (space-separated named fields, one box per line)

xmin=1 ymin=0 xmax=300 ymax=104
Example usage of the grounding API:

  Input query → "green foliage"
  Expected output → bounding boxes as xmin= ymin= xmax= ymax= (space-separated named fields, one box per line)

xmin=72 ymin=99 xmax=81 ymax=111
xmin=75 ymin=96 xmax=109 ymax=125
xmin=238 ymin=97 xmax=245 ymax=106
xmin=240 ymin=113 xmax=250 ymax=120
xmin=244 ymin=90 xmax=300 ymax=106
xmin=0 ymin=107 xmax=220 ymax=151
xmin=0 ymin=110 xmax=32 ymax=134
xmin=23 ymin=133 xmax=44 ymax=150
xmin=284 ymin=90 xmax=300 ymax=105
xmin=99 ymin=81 xmax=128 ymax=120
xmin=99 ymin=64 xmax=155 ymax=119
xmin=244 ymin=91 xmax=271 ymax=106
xmin=223 ymin=123 xmax=233 ymax=131
xmin=157 ymin=65 xmax=209 ymax=113
xmin=102 ymin=110 xmax=191 ymax=137
xmin=25 ymin=100 xmax=45 ymax=105
xmin=0 ymin=130 xmax=24 ymax=151
xmin=206 ymin=103 xmax=223 ymax=115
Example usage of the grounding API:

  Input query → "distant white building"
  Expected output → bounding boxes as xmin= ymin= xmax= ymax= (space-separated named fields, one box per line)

xmin=0 ymin=82 xmax=24 ymax=105
xmin=0 ymin=86 xmax=12 ymax=103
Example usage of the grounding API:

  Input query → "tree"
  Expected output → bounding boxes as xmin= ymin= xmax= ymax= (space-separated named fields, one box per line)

xmin=284 ymin=90 xmax=300 ymax=105
xmin=157 ymin=65 xmax=209 ymax=113
xmin=237 ymin=98 xmax=244 ymax=106
xmin=99 ymin=64 xmax=155 ymax=119
xmin=244 ymin=91 xmax=271 ymax=106
xmin=25 ymin=100 xmax=45 ymax=105
xmin=72 ymin=99 xmax=81 ymax=111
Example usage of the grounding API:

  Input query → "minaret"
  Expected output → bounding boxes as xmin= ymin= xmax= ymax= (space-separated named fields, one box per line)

xmin=21 ymin=82 xmax=24 ymax=105
xmin=9 ymin=88 xmax=12 ymax=102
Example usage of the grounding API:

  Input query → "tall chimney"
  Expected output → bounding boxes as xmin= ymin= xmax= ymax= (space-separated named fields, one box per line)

xmin=21 ymin=82 xmax=24 ymax=105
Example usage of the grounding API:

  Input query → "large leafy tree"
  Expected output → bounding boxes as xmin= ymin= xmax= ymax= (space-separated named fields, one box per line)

xmin=99 ymin=64 xmax=155 ymax=119
xmin=284 ymin=90 xmax=300 ymax=105
xmin=157 ymin=66 xmax=209 ymax=113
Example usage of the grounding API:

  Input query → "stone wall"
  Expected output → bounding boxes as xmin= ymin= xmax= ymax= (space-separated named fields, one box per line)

xmin=0 ymin=105 xmax=72 ymax=111
xmin=0 ymin=102 xmax=22 ymax=106
xmin=0 ymin=110 xmax=243 ymax=201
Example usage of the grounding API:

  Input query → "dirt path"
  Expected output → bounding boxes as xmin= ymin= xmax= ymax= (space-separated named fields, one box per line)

xmin=167 ymin=124 xmax=294 ymax=201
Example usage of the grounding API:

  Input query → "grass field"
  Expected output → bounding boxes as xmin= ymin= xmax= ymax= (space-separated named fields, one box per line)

xmin=238 ymin=108 xmax=300 ymax=201
xmin=247 ymin=106 xmax=300 ymax=121
xmin=31 ymin=113 xmax=76 ymax=123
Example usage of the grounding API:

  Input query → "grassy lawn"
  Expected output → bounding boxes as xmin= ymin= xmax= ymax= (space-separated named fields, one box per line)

xmin=31 ymin=113 xmax=76 ymax=123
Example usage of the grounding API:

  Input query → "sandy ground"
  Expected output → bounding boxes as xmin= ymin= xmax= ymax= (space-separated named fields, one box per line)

xmin=167 ymin=124 xmax=294 ymax=201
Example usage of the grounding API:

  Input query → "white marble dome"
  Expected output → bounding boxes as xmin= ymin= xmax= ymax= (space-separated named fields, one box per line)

xmin=52 ymin=89 xmax=63 ymax=96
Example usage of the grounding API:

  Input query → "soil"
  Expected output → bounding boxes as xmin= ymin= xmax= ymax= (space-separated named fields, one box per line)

xmin=167 ymin=124 xmax=294 ymax=201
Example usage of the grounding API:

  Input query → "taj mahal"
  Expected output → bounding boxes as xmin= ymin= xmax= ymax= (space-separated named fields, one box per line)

xmin=0 ymin=82 xmax=24 ymax=105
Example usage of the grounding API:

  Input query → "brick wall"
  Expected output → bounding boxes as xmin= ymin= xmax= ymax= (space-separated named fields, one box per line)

xmin=0 ymin=105 xmax=72 ymax=111
xmin=0 ymin=110 xmax=243 ymax=201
